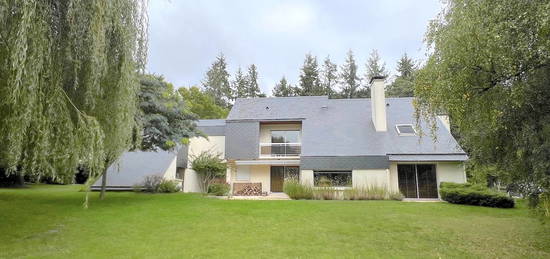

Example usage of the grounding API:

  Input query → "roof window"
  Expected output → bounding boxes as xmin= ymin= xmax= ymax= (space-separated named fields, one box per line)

xmin=396 ymin=124 xmax=416 ymax=136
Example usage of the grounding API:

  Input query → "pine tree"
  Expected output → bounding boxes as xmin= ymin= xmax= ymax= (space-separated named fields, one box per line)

xmin=298 ymin=53 xmax=323 ymax=96
xmin=231 ymin=67 xmax=248 ymax=99
xmin=338 ymin=50 xmax=361 ymax=98
xmin=245 ymin=64 xmax=262 ymax=97
xmin=387 ymin=53 xmax=416 ymax=97
xmin=365 ymin=49 xmax=389 ymax=82
xmin=320 ymin=56 xmax=338 ymax=97
xmin=202 ymin=53 xmax=231 ymax=107
xmin=272 ymin=77 xmax=295 ymax=97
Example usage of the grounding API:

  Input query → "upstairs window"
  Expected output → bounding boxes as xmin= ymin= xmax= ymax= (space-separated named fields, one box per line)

xmin=396 ymin=124 xmax=416 ymax=136
xmin=271 ymin=130 xmax=300 ymax=143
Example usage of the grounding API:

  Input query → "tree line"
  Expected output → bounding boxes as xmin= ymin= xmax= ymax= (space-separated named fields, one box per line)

xmin=200 ymin=50 xmax=417 ymax=108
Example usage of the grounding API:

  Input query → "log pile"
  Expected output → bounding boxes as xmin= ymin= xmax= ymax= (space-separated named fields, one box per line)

xmin=233 ymin=183 xmax=266 ymax=196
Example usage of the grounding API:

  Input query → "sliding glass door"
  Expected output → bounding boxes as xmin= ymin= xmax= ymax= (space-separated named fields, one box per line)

xmin=270 ymin=166 xmax=299 ymax=192
xmin=397 ymin=164 xmax=438 ymax=198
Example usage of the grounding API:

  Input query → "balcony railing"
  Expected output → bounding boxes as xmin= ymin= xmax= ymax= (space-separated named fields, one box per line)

xmin=259 ymin=143 xmax=301 ymax=158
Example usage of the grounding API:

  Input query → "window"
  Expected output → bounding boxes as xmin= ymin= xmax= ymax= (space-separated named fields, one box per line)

xmin=314 ymin=171 xmax=352 ymax=187
xmin=271 ymin=130 xmax=300 ymax=143
xmin=396 ymin=124 xmax=416 ymax=136
xmin=236 ymin=165 xmax=250 ymax=181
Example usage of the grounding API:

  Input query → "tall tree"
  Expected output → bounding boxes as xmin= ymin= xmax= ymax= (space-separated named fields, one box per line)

xmin=136 ymin=75 xmax=199 ymax=151
xmin=365 ymin=49 xmax=389 ymax=83
xmin=414 ymin=0 xmax=550 ymax=215
xmin=320 ymin=56 xmax=338 ymax=97
xmin=245 ymin=64 xmax=262 ymax=98
xmin=338 ymin=50 xmax=361 ymax=98
xmin=272 ymin=77 xmax=295 ymax=97
xmin=178 ymin=86 xmax=229 ymax=119
xmin=0 ymin=0 xmax=147 ymax=203
xmin=387 ymin=53 xmax=416 ymax=97
xmin=231 ymin=67 xmax=248 ymax=99
xmin=298 ymin=53 xmax=323 ymax=96
xmin=202 ymin=53 xmax=231 ymax=107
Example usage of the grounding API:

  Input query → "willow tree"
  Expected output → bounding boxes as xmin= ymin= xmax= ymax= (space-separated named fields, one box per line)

xmin=0 ymin=0 xmax=148 ymax=204
xmin=414 ymin=0 xmax=550 ymax=214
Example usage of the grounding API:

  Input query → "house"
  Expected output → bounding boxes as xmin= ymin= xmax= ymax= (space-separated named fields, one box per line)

xmin=183 ymin=77 xmax=468 ymax=198
xmin=91 ymin=149 xmax=184 ymax=191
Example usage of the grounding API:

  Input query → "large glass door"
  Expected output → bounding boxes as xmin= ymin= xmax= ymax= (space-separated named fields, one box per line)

xmin=397 ymin=164 xmax=438 ymax=198
xmin=270 ymin=166 xmax=299 ymax=192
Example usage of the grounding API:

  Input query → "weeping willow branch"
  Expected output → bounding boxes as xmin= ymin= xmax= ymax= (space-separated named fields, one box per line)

xmin=0 ymin=0 xmax=148 ymax=207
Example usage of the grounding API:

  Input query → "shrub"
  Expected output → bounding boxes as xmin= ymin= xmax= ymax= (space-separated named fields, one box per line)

xmin=440 ymin=182 xmax=514 ymax=208
xmin=141 ymin=175 xmax=180 ymax=193
xmin=191 ymin=151 xmax=227 ymax=193
xmin=142 ymin=175 xmax=164 ymax=192
xmin=343 ymin=186 xmax=403 ymax=201
xmin=314 ymin=187 xmax=339 ymax=200
xmin=283 ymin=179 xmax=313 ymax=200
xmin=157 ymin=180 xmax=180 ymax=193
xmin=208 ymin=183 xmax=230 ymax=196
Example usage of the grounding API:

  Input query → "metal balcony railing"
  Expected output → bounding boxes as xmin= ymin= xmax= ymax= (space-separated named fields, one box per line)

xmin=259 ymin=143 xmax=301 ymax=158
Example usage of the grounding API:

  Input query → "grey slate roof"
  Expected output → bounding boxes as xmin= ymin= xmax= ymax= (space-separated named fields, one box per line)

xmin=227 ymin=96 xmax=466 ymax=158
xmin=197 ymin=119 xmax=225 ymax=136
xmin=92 ymin=150 xmax=177 ymax=187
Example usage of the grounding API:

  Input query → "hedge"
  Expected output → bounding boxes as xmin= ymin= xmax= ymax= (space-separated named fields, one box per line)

xmin=440 ymin=182 xmax=515 ymax=208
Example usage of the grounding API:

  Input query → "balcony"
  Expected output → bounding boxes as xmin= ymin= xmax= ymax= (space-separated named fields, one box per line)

xmin=259 ymin=143 xmax=301 ymax=158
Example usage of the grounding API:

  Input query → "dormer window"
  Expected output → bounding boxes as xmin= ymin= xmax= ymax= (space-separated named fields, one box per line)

xmin=396 ymin=124 xmax=416 ymax=136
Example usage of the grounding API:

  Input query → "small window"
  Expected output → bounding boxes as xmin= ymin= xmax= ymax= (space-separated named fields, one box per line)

xmin=314 ymin=171 xmax=352 ymax=187
xmin=396 ymin=124 xmax=416 ymax=136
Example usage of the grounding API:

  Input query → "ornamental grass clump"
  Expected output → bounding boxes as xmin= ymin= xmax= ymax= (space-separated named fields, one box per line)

xmin=283 ymin=179 xmax=313 ymax=200
xmin=343 ymin=186 xmax=404 ymax=201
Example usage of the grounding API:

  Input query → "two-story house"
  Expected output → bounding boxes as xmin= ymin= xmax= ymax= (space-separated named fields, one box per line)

xmin=182 ymin=78 xmax=468 ymax=199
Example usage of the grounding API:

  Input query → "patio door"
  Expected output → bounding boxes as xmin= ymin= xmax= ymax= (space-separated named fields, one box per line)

xmin=397 ymin=164 xmax=438 ymax=198
xmin=270 ymin=166 xmax=299 ymax=192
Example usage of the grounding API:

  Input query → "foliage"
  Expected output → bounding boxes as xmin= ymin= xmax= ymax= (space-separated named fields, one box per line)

xmin=313 ymin=187 xmax=340 ymax=200
xmin=2 ymin=185 xmax=550 ymax=258
xmin=338 ymin=50 xmax=362 ymax=98
xmin=0 ymin=0 xmax=147 ymax=195
xmin=272 ymin=76 xmax=296 ymax=97
xmin=297 ymin=53 xmax=324 ymax=96
xmin=414 ymin=0 xmax=550 ymax=211
xmin=365 ymin=49 xmax=389 ymax=84
xmin=190 ymin=151 xmax=227 ymax=193
xmin=136 ymin=74 xmax=199 ymax=151
xmin=283 ymin=178 xmax=313 ymax=199
xmin=178 ymin=86 xmax=229 ymax=119
xmin=245 ymin=64 xmax=263 ymax=98
xmin=439 ymin=182 xmax=515 ymax=208
xmin=320 ymin=56 xmax=338 ymax=97
xmin=202 ymin=53 xmax=232 ymax=107
xmin=231 ymin=67 xmax=248 ymax=99
xmin=140 ymin=175 xmax=179 ymax=193
xmin=208 ymin=183 xmax=230 ymax=196
xmin=387 ymin=53 xmax=416 ymax=97
xmin=157 ymin=180 xmax=180 ymax=193
xmin=343 ymin=186 xmax=404 ymax=201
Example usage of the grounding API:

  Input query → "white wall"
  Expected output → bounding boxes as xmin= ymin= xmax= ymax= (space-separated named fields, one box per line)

xmin=183 ymin=136 xmax=226 ymax=193
xmin=300 ymin=170 xmax=314 ymax=186
xmin=231 ymin=165 xmax=271 ymax=193
xmin=352 ymin=169 xmax=390 ymax=189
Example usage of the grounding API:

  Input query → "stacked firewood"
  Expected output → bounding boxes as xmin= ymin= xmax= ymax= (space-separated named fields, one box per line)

xmin=234 ymin=184 xmax=263 ymax=196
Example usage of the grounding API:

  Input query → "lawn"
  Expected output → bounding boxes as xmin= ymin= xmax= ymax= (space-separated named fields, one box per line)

xmin=1 ymin=185 xmax=549 ymax=258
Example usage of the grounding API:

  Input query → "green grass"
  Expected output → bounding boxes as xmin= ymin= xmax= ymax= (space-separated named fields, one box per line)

xmin=1 ymin=185 xmax=549 ymax=258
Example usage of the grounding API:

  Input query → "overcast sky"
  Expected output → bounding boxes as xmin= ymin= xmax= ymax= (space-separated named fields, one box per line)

xmin=147 ymin=0 xmax=442 ymax=94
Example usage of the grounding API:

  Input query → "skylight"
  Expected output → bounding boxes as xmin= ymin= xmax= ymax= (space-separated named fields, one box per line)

xmin=396 ymin=124 xmax=416 ymax=136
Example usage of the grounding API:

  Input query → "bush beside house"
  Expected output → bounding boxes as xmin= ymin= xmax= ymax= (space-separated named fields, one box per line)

xmin=136 ymin=175 xmax=180 ymax=193
xmin=283 ymin=179 xmax=404 ymax=201
xmin=440 ymin=182 xmax=514 ymax=208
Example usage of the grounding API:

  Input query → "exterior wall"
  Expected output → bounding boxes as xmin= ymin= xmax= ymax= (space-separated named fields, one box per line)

xmin=300 ymin=156 xmax=389 ymax=170
xmin=300 ymin=170 xmax=314 ymax=186
xmin=162 ymin=157 xmax=182 ymax=190
xmin=183 ymin=136 xmax=226 ymax=193
xmin=231 ymin=165 xmax=271 ymax=193
xmin=259 ymin=123 xmax=302 ymax=143
xmin=225 ymin=121 xmax=260 ymax=159
xmin=389 ymin=161 xmax=466 ymax=194
xmin=352 ymin=169 xmax=390 ymax=189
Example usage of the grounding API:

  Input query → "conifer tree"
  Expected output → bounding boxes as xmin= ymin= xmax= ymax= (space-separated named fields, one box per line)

xmin=365 ymin=49 xmax=389 ymax=83
xmin=202 ymin=53 xmax=232 ymax=107
xmin=320 ymin=56 xmax=338 ymax=97
xmin=272 ymin=77 xmax=295 ymax=97
xmin=338 ymin=50 xmax=361 ymax=98
xmin=245 ymin=64 xmax=262 ymax=97
xmin=298 ymin=54 xmax=323 ymax=96
xmin=387 ymin=53 xmax=416 ymax=97
xmin=231 ymin=67 xmax=248 ymax=99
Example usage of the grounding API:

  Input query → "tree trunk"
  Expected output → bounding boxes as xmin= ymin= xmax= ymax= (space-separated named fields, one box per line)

xmin=99 ymin=169 xmax=107 ymax=200
xmin=16 ymin=173 xmax=24 ymax=186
